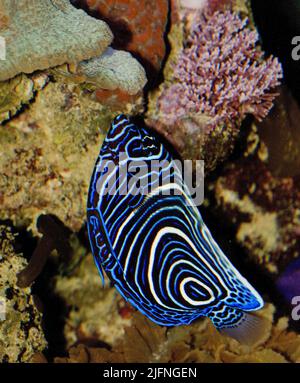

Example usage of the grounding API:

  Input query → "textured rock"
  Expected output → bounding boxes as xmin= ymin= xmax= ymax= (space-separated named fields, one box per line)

xmin=0 ymin=73 xmax=49 ymax=123
xmin=0 ymin=78 xmax=143 ymax=233
xmin=55 ymin=304 xmax=300 ymax=363
xmin=54 ymin=251 xmax=131 ymax=348
xmin=0 ymin=0 xmax=113 ymax=81
xmin=76 ymin=48 xmax=147 ymax=95
xmin=0 ymin=225 xmax=47 ymax=362
xmin=212 ymin=89 xmax=300 ymax=273
xmin=75 ymin=0 xmax=169 ymax=85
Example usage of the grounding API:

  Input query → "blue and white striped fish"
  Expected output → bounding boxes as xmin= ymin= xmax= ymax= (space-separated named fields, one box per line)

xmin=87 ymin=114 xmax=265 ymax=343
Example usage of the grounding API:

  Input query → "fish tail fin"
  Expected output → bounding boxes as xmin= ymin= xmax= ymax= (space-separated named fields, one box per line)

xmin=208 ymin=305 xmax=268 ymax=346
xmin=219 ymin=311 xmax=269 ymax=346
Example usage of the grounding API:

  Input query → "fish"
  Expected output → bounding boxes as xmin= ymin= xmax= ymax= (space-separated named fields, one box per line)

xmin=87 ymin=114 xmax=266 ymax=344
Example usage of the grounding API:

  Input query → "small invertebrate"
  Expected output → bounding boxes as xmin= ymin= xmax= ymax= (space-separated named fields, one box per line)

xmin=87 ymin=115 xmax=265 ymax=343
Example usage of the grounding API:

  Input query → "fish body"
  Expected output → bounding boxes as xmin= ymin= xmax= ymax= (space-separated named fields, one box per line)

xmin=87 ymin=115 xmax=264 ymax=342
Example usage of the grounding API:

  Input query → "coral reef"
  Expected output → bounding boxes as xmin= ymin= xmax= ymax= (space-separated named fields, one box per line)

xmin=75 ymin=0 xmax=169 ymax=85
xmin=76 ymin=48 xmax=147 ymax=95
xmin=53 ymin=252 xmax=131 ymax=348
xmin=0 ymin=0 xmax=113 ymax=82
xmin=212 ymin=87 xmax=300 ymax=274
xmin=54 ymin=304 xmax=300 ymax=363
xmin=0 ymin=225 xmax=47 ymax=362
xmin=147 ymin=7 xmax=282 ymax=172
xmin=0 ymin=78 xmax=143 ymax=233
xmin=0 ymin=73 xmax=49 ymax=123
xmin=0 ymin=1 xmax=147 ymax=119
xmin=0 ymin=0 xmax=297 ymax=365
xmin=158 ymin=11 xmax=281 ymax=127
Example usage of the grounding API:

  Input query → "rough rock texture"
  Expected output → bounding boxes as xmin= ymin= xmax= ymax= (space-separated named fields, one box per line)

xmin=76 ymin=48 xmax=147 ymax=95
xmin=0 ymin=1 xmax=147 ymax=119
xmin=54 ymin=252 xmax=131 ymax=348
xmin=0 ymin=225 xmax=47 ymax=362
xmin=0 ymin=78 xmax=143 ymax=233
xmin=75 ymin=0 xmax=169 ymax=85
xmin=0 ymin=73 xmax=49 ymax=123
xmin=55 ymin=304 xmax=300 ymax=363
xmin=212 ymin=87 xmax=300 ymax=274
xmin=0 ymin=0 xmax=113 ymax=81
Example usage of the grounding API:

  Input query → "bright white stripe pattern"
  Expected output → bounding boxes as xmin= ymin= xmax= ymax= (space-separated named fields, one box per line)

xmin=87 ymin=115 xmax=263 ymax=329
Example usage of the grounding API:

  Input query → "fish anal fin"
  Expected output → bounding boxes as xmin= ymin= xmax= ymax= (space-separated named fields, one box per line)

xmin=220 ymin=311 xmax=270 ymax=346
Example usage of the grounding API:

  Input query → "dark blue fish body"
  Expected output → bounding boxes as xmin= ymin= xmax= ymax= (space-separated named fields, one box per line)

xmin=87 ymin=115 xmax=264 ymax=342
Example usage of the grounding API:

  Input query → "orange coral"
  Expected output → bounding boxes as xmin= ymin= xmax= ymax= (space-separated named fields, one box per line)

xmin=76 ymin=0 xmax=169 ymax=87
xmin=94 ymin=88 xmax=141 ymax=110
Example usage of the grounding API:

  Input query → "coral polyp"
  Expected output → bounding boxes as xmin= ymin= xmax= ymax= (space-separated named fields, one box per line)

xmin=159 ymin=11 xmax=282 ymax=127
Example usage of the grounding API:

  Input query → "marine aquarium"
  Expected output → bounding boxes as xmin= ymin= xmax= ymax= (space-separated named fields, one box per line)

xmin=0 ymin=0 xmax=300 ymax=368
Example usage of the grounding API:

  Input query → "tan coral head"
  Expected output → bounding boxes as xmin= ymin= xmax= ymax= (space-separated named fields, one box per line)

xmin=0 ymin=0 xmax=113 ymax=81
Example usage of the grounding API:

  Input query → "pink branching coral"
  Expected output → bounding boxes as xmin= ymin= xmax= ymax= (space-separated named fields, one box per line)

xmin=158 ymin=11 xmax=283 ymax=129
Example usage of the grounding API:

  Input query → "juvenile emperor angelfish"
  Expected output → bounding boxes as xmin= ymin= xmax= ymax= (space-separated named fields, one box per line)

xmin=87 ymin=114 xmax=265 ymax=343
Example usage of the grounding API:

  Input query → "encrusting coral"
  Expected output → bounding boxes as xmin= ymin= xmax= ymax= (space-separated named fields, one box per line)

xmin=0 ymin=1 xmax=149 ymax=234
xmin=0 ymin=78 xmax=143 ymax=233
xmin=53 ymin=252 xmax=132 ymax=348
xmin=76 ymin=48 xmax=147 ymax=95
xmin=147 ymin=4 xmax=282 ymax=172
xmin=0 ymin=0 xmax=147 ymax=120
xmin=75 ymin=0 xmax=169 ymax=86
xmin=0 ymin=73 xmax=49 ymax=123
xmin=0 ymin=0 xmax=113 ymax=82
xmin=54 ymin=304 xmax=300 ymax=363
xmin=0 ymin=225 xmax=47 ymax=362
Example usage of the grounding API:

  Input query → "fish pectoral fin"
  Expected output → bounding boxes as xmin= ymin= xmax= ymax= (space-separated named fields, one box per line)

xmin=219 ymin=311 xmax=269 ymax=346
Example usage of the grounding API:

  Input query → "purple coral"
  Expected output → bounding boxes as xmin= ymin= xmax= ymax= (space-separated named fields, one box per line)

xmin=159 ymin=11 xmax=283 ymax=128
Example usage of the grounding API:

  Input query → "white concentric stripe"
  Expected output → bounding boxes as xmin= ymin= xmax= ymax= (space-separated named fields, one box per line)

xmin=165 ymin=259 xmax=221 ymax=308
xmin=179 ymin=277 xmax=216 ymax=306
xmin=103 ymin=157 xmax=173 ymax=221
xmin=112 ymin=183 xmax=193 ymax=250
xmin=104 ymin=163 xmax=158 ymax=220
xmin=112 ymin=197 xmax=192 ymax=279
xmin=199 ymin=223 xmax=264 ymax=307
xmin=115 ymin=198 xmax=221 ymax=284
xmin=118 ymin=203 xmax=219 ymax=282
xmin=147 ymin=227 xmax=229 ymax=308
xmin=139 ymin=182 xmax=202 ymax=223
xmin=110 ymin=207 xmax=213 ymax=311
